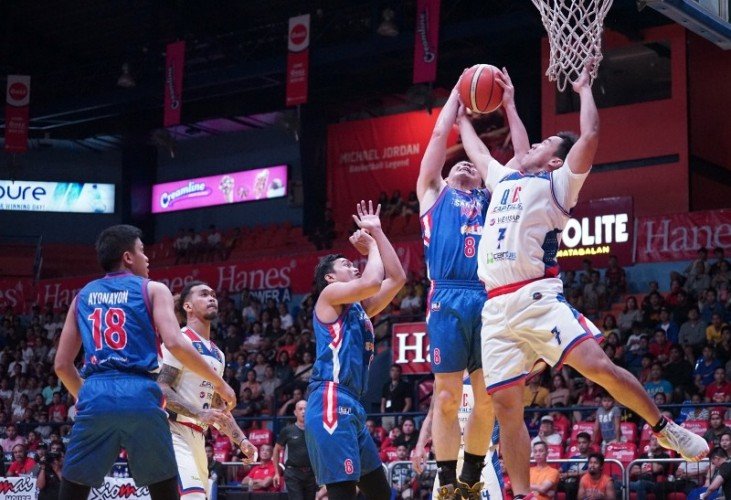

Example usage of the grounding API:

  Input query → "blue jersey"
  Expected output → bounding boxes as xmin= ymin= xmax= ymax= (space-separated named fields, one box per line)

xmin=310 ymin=302 xmax=375 ymax=398
xmin=420 ymin=186 xmax=489 ymax=281
xmin=75 ymin=272 xmax=159 ymax=377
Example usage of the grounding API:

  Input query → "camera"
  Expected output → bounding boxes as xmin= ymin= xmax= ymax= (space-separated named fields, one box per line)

xmin=47 ymin=452 xmax=61 ymax=462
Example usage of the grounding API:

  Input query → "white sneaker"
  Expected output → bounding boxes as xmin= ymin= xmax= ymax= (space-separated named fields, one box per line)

xmin=655 ymin=420 xmax=710 ymax=461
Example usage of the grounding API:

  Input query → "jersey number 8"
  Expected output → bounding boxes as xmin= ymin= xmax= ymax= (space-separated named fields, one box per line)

xmin=464 ymin=236 xmax=476 ymax=258
xmin=88 ymin=307 xmax=128 ymax=350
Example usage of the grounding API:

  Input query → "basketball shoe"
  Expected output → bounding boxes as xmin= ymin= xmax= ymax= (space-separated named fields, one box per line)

xmin=655 ymin=420 xmax=709 ymax=461
xmin=456 ymin=480 xmax=483 ymax=500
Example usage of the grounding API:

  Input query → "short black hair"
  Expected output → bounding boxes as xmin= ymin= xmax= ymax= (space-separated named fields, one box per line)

xmin=576 ymin=432 xmax=591 ymax=442
xmin=710 ymin=447 xmax=728 ymax=459
xmin=587 ymin=452 xmax=605 ymax=465
xmin=314 ymin=254 xmax=345 ymax=293
xmin=96 ymin=224 xmax=143 ymax=272
xmin=176 ymin=280 xmax=207 ymax=319
xmin=554 ymin=131 xmax=579 ymax=161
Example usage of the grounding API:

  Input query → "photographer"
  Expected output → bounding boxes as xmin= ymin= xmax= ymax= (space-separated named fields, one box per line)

xmin=36 ymin=450 xmax=63 ymax=500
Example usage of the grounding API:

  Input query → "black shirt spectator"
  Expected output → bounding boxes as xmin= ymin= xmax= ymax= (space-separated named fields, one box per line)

xmin=381 ymin=365 xmax=413 ymax=415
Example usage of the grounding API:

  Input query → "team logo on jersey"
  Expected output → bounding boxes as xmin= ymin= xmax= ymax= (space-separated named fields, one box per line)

xmin=460 ymin=223 xmax=483 ymax=236
xmin=492 ymin=187 xmax=523 ymax=214
xmin=430 ymin=301 xmax=441 ymax=312
xmin=338 ymin=405 xmax=352 ymax=415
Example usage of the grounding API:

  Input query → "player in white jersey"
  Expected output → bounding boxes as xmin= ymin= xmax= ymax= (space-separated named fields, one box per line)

xmin=158 ymin=281 xmax=257 ymax=499
xmin=459 ymin=61 xmax=709 ymax=500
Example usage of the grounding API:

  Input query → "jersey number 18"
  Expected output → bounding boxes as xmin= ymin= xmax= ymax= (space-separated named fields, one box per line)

xmin=88 ymin=308 xmax=128 ymax=350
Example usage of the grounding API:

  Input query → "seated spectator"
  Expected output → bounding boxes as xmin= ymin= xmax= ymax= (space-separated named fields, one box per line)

xmin=710 ymin=247 xmax=731 ymax=277
xmin=393 ymin=418 xmax=419 ymax=452
xmin=242 ymin=444 xmax=278 ymax=492
xmin=705 ymin=367 xmax=731 ymax=402
xmin=366 ymin=419 xmax=385 ymax=449
xmin=604 ymin=254 xmax=627 ymax=301
xmin=1 ymin=424 xmax=25 ymax=451
xmin=625 ymin=323 xmax=647 ymax=354
xmin=389 ymin=445 xmax=416 ymax=498
xmin=206 ymin=224 xmax=223 ymax=261
xmin=701 ymin=289 xmax=725 ymax=325
xmin=644 ymin=362 xmax=673 ymax=399
xmin=656 ymin=307 xmax=680 ymax=345
xmin=658 ymin=457 xmax=709 ymax=498
xmin=524 ymin=377 xmax=549 ymax=408
xmin=595 ymin=394 xmax=621 ymax=448
xmin=293 ymin=352 xmax=314 ymax=386
xmin=260 ymin=364 xmax=282 ymax=413
xmin=618 ymin=297 xmax=643 ymax=334
xmin=34 ymin=413 xmax=52 ymax=440
xmin=559 ymin=431 xmax=592 ymax=500
xmin=547 ymin=374 xmax=570 ymax=407
xmin=583 ymin=271 xmax=608 ymax=315
xmin=47 ymin=392 xmax=67 ymax=423
xmin=240 ymin=369 xmax=263 ymax=402
xmin=712 ymin=261 xmax=730 ymax=290
xmin=679 ymin=308 xmax=708 ymax=355
xmin=642 ymin=291 xmax=664 ymax=328
xmin=699 ymin=447 xmax=731 ymax=500
xmin=278 ymin=388 xmax=304 ymax=417
xmin=685 ymin=261 xmax=711 ymax=298
xmin=562 ymin=270 xmax=580 ymax=295
xmin=529 ymin=441 xmax=560 ymax=500
xmin=278 ymin=302 xmax=294 ymax=330
xmin=573 ymin=379 xmax=602 ymax=423
xmin=173 ymin=228 xmax=191 ymax=264
xmin=665 ymin=345 xmax=694 ymax=395
xmin=629 ymin=435 xmax=669 ymax=500
xmin=695 ymin=345 xmax=722 ymax=391
xmin=665 ymin=279 xmax=685 ymax=309
xmin=649 ymin=329 xmax=672 ymax=365
xmin=274 ymin=351 xmax=294 ymax=383
xmin=707 ymin=313 xmax=728 ymax=346
xmin=601 ymin=315 xmax=620 ymax=339
xmin=531 ymin=415 xmax=563 ymax=447
xmin=399 ymin=284 xmax=422 ymax=318
xmin=604 ymin=333 xmax=625 ymax=365
xmin=231 ymin=388 xmax=260 ymax=424
xmin=578 ymin=452 xmax=615 ymax=500
xmin=7 ymin=443 xmax=36 ymax=476
xmin=704 ymin=409 xmax=731 ymax=447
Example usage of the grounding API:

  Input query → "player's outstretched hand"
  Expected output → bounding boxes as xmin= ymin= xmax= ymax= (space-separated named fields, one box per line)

xmin=214 ymin=380 xmax=237 ymax=410
xmin=352 ymin=200 xmax=382 ymax=233
xmin=497 ymin=67 xmax=515 ymax=108
xmin=239 ymin=438 xmax=258 ymax=465
xmin=572 ymin=57 xmax=598 ymax=92
xmin=349 ymin=229 xmax=375 ymax=256
xmin=198 ymin=408 xmax=227 ymax=427
xmin=411 ymin=445 xmax=427 ymax=474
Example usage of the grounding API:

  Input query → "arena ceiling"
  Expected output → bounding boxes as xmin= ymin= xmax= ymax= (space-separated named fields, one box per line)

xmin=0 ymin=0 xmax=670 ymax=143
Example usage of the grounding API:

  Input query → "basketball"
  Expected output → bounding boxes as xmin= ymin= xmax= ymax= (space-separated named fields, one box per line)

xmin=458 ymin=64 xmax=504 ymax=114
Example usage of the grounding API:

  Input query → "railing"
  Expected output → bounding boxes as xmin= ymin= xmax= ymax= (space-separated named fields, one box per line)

xmin=623 ymin=457 xmax=710 ymax=500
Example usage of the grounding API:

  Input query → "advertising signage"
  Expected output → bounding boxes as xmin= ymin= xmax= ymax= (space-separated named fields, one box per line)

xmin=151 ymin=165 xmax=288 ymax=214
xmin=0 ymin=180 xmax=115 ymax=213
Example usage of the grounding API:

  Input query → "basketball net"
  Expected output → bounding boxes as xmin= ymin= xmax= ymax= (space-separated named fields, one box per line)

xmin=531 ymin=0 xmax=613 ymax=91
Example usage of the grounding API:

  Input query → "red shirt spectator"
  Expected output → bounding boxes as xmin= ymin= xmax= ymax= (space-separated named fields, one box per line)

xmin=48 ymin=393 xmax=67 ymax=422
xmin=705 ymin=367 xmax=731 ymax=402
xmin=213 ymin=433 xmax=233 ymax=462
xmin=242 ymin=444 xmax=278 ymax=492
xmin=7 ymin=444 xmax=37 ymax=476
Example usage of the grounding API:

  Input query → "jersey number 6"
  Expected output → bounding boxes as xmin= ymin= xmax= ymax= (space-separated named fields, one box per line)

xmin=88 ymin=307 xmax=128 ymax=350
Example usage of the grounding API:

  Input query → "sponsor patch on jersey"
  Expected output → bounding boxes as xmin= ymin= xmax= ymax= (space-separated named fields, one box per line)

xmin=338 ymin=406 xmax=352 ymax=415
xmin=430 ymin=301 xmax=441 ymax=312
xmin=485 ymin=251 xmax=517 ymax=264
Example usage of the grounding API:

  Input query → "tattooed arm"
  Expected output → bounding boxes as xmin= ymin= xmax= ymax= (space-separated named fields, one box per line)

xmin=157 ymin=364 xmax=225 ymax=426
xmin=219 ymin=411 xmax=258 ymax=463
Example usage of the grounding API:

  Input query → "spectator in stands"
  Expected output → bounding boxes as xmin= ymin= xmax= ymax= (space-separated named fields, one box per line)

xmin=41 ymin=375 xmax=61 ymax=406
xmin=385 ymin=190 xmax=404 ymax=218
xmin=240 ymin=369 xmax=263 ymax=402
xmin=260 ymin=364 xmax=282 ymax=413
xmin=656 ymin=308 xmax=680 ymax=345
xmin=696 ymin=346 xmax=722 ymax=391
xmin=686 ymin=247 xmax=710 ymax=277
xmin=704 ymin=409 xmax=731 ymax=447
xmin=649 ymin=329 xmax=672 ymax=365
xmin=205 ymin=444 xmax=225 ymax=486
xmin=34 ymin=413 xmax=52 ymax=440
xmin=707 ymin=313 xmax=728 ymax=346
xmin=583 ymin=271 xmax=608 ymax=316
xmin=699 ymin=447 xmax=731 ymax=500
xmin=381 ymin=364 xmax=413 ymax=431
xmin=594 ymin=394 xmax=621 ymax=450
xmin=206 ymin=224 xmax=223 ymax=261
xmin=399 ymin=284 xmax=422 ymax=318
xmin=390 ymin=445 xmax=416 ymax=498
xmin=604 ymin=255 xmax=627 ymax=300
xmin=604 ymin=333 xmax=625 ymax=365
xmin=717 ymin=326 xmax=731 ymax=365
xmin=559 ymin=431 xmax=592 ymax=500
xmin=47 ymin=392 xmax=67 ymax=423
xmin=713 ymin=261 xmax=731 ymax=290
xmin=274 ymin=351 xmax=294 ymax=384
xmin=293 ymin=351 xmax=313 ymax=387
xmin=8 ymin=351 xmax=27 ymax=376
xmin=529 ymin=441 xmax=560 ymax=500
xmin=12 ymin=394 xmax=30 ymax=423
xmin=680 ymin=308 xmax=708 ymax=356
xmin=278 ymin=388 xmax=304 ymax=417
xmin=393 ymin=418 xmax=419 ymax=452
xmin=642 ymin=291 xmax=665 ymax=328
xmin=524 ymin=376 xmax=550 ymax=408
xmin=402 ymin=191 xmax=419 ymax=217
xmin=687 ymin=258 xmax=712 ymax=297
xmin=188 ymin=228 xmax=205 ymax=263
xmin=232 ymin=387 xmax=260 ymax=424
xmin=278 ymin=302 xmax=293 ymax=330
xmin=7 ymin=443 xmax=36 ymax=476
xmin=562 ymin=270 xmax=580 ymax=295
xmin=710 ymin=248 xmax=730 ymax=277
xmin=705 ymin=367 xmax=731 ymax=402
xmin=660 ymin=456 xmax=710 ymax=498
xmin=1 ymin=424 xmax=25 ymax=450
xmin=664 ymin=345 xmax=694 ymax=396
xmin=173 ymin=228 xmax=191 ymax=264
xmin=548 ymin=374 xmax=571 ymax=407
xmin=36 ymin=449 xmax=63 ymax=500
xmin=365 ymin=419 xmax=385 ymax=449
xmin=573 ymin=379 xmax=602 ymax=423
xmin=618 ymin=297 xmax=643 ymax=334
xmin=629 ymin=435 xmax=669 ymax=500
xmin=531 ymin=415 xmax=563 ymax=447
xmin=578 ymin=452 xmax=615 ymax=500
xmin=242 ymin=444 xmax=278 ymax=492
xmin=601 ymin=315 xmax=620 ymax=339
xmin=644 ymin=362 xmax=673 ymax=400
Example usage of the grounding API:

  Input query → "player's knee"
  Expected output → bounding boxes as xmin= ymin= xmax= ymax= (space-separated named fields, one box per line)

xmin=490 ymin=389 xmax=522 ymax=419
xmin=435 ymin=387 xmax=461 ymax=415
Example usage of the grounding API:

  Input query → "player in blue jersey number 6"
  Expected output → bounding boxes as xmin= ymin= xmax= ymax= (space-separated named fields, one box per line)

xmin=305 ymin=201 xmax=406 ymax=500
xmin=54 ymin=224 xmax=236 ymax=500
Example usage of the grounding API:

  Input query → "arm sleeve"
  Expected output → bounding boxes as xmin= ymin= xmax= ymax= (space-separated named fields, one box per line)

xmin=276 ymin=426 xmax=289 ymax=446
xmin=550 ymin=163 xmax=590 ymax=213
xmin=484 ymin=159 xmax=514 ymax=192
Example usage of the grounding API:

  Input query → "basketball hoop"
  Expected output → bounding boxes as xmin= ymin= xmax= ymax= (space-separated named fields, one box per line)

xmin=531 ymin=0 xmax=614 ymax=91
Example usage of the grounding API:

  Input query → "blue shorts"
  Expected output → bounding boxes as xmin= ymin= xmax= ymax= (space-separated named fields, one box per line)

xmin=426 ymin=281 xmax=486 ymax=373
xmin=305 ymin=382 xmax=382 ymax=485
xmin=63 ymin=372 xmax=177 ymax=487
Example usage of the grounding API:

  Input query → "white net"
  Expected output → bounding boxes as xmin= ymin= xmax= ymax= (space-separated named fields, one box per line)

xmin=531 ymin=0 xmax=614 ymax=91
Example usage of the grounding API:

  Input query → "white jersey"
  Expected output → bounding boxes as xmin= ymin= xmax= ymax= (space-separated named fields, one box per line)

xmin=477 ymin=160 xmax=589 ymax=292
xmin=161 ymin=326 xmax=225 ymax=430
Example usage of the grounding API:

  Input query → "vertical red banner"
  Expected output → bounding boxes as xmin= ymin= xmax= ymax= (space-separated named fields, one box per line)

xmin=4 ymin=75 xmax=31 ymax=153
xmin=164 ymin=41 xmax=185 ymax=127
xmin=413 ymin=0 xmax=440 ymax=84
xmin=286 ymin=14 xmax=310 ymax=106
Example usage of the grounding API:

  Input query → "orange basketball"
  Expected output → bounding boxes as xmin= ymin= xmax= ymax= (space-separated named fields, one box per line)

xmin=458 ymin=64 xmax=504 ymax=114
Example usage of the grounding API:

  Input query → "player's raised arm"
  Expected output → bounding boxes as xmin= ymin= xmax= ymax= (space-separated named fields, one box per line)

xmin=416 ymin=88 xmax=460 ymax=203
xmin=317 ymin=232 xmax=384 ymax=307
xmin=54 ymin=297 xmax=84 ymax=398
xmin=457 ymin=102 xmax=498 ymax=180
xmin=498 ymin=67 xmax=531 ymax=171
xmin=565 ymin=60 xmax=599 ymax=175
xmin=148 ymin=281 xmax=236 ymax=408
xmin=354 ymin=201 xmax=406 ymax=317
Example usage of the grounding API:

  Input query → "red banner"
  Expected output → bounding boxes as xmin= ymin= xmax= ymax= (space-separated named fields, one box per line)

xmin=327 ymin=109 xmax=456 ymax=225
xmin=286 ymin=14 xmax=310 ymax=106
xmin=163 ymin=41 xmax=185 ymax=127
xmin=556 ymin=196 xmax=634 ymax=270
xmin=0 ymin=278 xmax=31 ymax=314
xmin=636 ymin=209 xmax=731 ymax=263
xmin=32 ymin=240 xmax=425 ymax=311
xmin=413 ymin=0 xmax=440 ymax=84
xmin=392 ymin=322 xmax=430 ymax=374
xmin=4 ymin=75 xmax=30 ymax=153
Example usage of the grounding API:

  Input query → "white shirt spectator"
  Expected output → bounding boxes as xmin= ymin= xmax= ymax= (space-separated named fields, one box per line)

xmin=207 ymin=231 xmax=222 ymax=245
xmin=280 ymin=312 xmax=294 ymax=330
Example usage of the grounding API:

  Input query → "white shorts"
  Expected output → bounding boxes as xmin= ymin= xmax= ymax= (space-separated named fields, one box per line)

xmin=481 ymin=278 xmax=602 ymax=393
xmin=170 ymin=420 xmax=209 ymax=498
